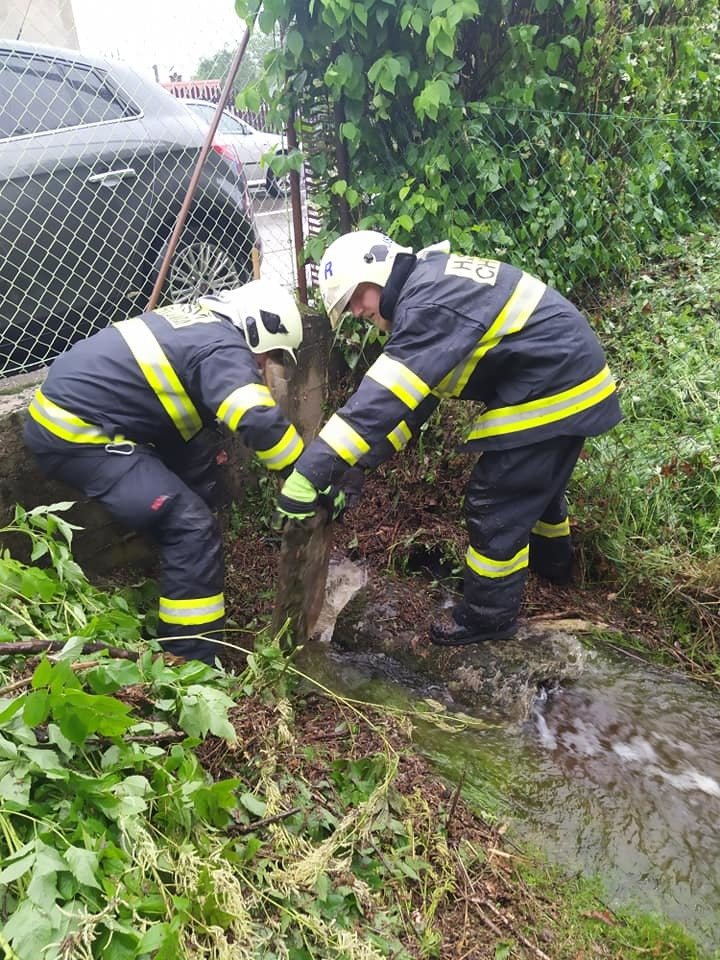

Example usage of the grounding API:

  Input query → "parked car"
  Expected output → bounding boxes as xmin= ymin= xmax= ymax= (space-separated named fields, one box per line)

xmin=0 ymin=40 xmax=262 ymax=377
xmin=181 ymin=98 xmax=288 ymax=197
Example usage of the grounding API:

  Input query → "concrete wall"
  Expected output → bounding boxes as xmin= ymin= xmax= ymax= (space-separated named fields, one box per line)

xmin=1 ymin=0 xmax=79 ymax=50
xmin=0 ymin=312 xmax=330 ymax=572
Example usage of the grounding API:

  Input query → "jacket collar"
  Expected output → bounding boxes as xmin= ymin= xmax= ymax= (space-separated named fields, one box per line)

xmin=379 ymin=253 xmax=417 ymax=322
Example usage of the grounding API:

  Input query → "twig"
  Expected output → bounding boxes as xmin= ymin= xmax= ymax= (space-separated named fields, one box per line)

xmin=227 ymin=806 xmax=302 ymax=835
xmin=0 ymin=640 xmax=139 ymax=659
xmin=444 ymin=762 xmax=467 ymax=838
xmin=471 ymin=901 xmax=505 ymax=939
xmin=470 ymin=897 xmax=552 ymax=960
xmin=600 ymin=640 xmax=654 ymax=665
xmin=0 ymin=659 xmax=99 ymax=696
xmin=125 ymin=730 xmax=187 ymax=744
xmin=526 ymin=610 xmax=584 ymax=621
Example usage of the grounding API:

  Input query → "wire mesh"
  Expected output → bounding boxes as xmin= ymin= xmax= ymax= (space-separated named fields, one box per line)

xmin=300 ymin=102 xmax=720 ymax=317
xmin=0 ymin=0 xmax=299 ymax=378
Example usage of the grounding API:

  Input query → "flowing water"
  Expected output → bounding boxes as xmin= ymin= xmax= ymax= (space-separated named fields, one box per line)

xmin=299 ymin=571 xmax=720 ymax=952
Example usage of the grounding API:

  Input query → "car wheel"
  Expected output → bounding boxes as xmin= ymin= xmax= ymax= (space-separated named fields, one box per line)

xmin=166 ymin=235 xmax=250 ymax=302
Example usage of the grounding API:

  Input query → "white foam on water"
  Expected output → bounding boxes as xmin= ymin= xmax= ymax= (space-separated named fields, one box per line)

xmin=533 ymin=709 xmax=558 ymax=750
xmin=612 ymin=735 xmax=659 ymax=763
xmin=648 ymin=766 xmax=720 ymax=798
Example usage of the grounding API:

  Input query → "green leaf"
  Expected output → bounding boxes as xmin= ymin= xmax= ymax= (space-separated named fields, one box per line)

xmin=340 ymin=121 xmax=360 ymax=144
xmin=0 ymin=732 xmax=18 ymax=759
xmin=65 ymin=846 xmax=101 ymax=889
xmin=20 ymin=746 xmax=67 ymax=777
xmin=0 ymin=696 xmax=26 ymax=726
xmin=560 ymin=34 xmax=581 ymax=57
xmin=35 ymin=841 xmax=68 ymax=876
xmin=391 ymin=213 xmax=414 ymax=232
xmin=30 ymin=539 xmax=49 ymax=562
xmin=31 ymin=657 xmax=53 ymax=690
xmin=178 ymin=685 xmax=237 ymax=741
xmin=0 ymin=845 xmax=36 ymax=884
xmin=435 ymin=28 xmax=455 ymax=58
xmin=240 ymin=792 xmax=268 ymax=817
xmin=0 ymin=768 xmax=30 ymax=806
xmin=54 ymin=690 xmax=135 ymax=743
xmin=2 ymin=900 xmax=61 ymax=959
xmin=285 ymin=28 xmax=303 ymax=58
xmin=84 ymin=659 xmax=142 ymax=695
xmin=545 ymin=43 xmax=561 ymax=71
xmin=27 ymin=868 xmax=59 ymax=906
xmin=138 ymin=923 xmax=173 ymax=952
xmin=27 ymin=501 xmax=76 ymax=516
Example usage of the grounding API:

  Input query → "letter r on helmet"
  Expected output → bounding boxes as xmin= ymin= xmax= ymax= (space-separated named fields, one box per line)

xmin=324 ymin=261 xmax=333 ymax=278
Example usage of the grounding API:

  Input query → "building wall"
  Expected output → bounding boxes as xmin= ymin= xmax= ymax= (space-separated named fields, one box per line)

xmin=2 ymin=0 xmax=79 ymax=50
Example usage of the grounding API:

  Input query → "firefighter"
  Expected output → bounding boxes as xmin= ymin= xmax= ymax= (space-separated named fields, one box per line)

xmin=276 ymin=231 xmax=622 ymax=645
xmin=24 ymin=280 xmax=304 ymax=664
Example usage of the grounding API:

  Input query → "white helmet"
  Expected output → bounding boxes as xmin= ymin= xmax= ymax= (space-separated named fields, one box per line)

xmin=199 ymin=279 xmax=303 ymax=360
xmin=318 ymin=230 xmax=412 ymax=327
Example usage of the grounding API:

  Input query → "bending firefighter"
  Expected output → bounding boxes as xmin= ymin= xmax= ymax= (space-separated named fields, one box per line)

xmin=276 ymin=231 xmax=622 ymax=645
xmin=25 ymin=280 xmax=304 ymax=664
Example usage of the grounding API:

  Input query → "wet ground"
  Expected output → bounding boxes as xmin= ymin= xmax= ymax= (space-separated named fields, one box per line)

xmin=222 ymin=467 xmax=720 ymax=953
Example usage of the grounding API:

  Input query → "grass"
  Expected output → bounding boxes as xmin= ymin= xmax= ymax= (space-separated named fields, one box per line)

xmin=1 ymin=505 xmax=715 ymax=959
xmin=571 ymin=224 xmax=720 ymax=668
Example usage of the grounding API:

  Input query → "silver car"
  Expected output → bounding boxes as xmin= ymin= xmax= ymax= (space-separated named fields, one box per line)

xmin=181 ymin=98 xmax=288 ymax=196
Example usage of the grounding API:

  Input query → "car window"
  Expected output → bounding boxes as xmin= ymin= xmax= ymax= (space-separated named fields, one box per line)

xmin=217 ymin=113 xmax=251 ymax=136
xmin=0 ymin=49 xmax=140 ymax=139
xmin=188 ymin=102 xmax=250 ymax=136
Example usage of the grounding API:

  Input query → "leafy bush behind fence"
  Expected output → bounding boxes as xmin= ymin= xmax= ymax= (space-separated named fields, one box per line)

xmin=239 ymin=0 xmax=720 ymax=306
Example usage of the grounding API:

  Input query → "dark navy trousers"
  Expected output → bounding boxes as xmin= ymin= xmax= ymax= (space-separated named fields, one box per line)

xmin=461 ymin=436 xmax=585 ymax=629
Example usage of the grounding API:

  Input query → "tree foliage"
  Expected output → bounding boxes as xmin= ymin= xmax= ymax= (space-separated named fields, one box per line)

xmin=235 ymin=0 xmax=720 ymax=292
xmin=193 ymin=32 xmax=274 ymax=93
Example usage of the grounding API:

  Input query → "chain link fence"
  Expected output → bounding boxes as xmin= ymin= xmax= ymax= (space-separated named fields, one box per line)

xmin=433 ymin=108 xmax=720 ymax=312
xmin=2 ymin=0 xmax=718 ymax=380
xmin=0 ymin=0 xmax=300 ymax=379
xmin=306 ymin=103 xmax=720 ymax=316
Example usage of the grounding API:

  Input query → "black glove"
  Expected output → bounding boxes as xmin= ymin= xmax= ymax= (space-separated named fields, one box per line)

xmin=339 ymin=467 xmax=365 ymax=510
xmin=317 ymin=485 xmax=347 ymax=521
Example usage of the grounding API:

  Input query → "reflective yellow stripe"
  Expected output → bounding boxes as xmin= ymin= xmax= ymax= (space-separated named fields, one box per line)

xmin=436 ymin=273 xmax=546 ymax=398
xmin=466 ymin=544 xmax=529 ymax=579
xmin=532 ymin=518 xmax=570 ymax=538
xmin=256 ymin=425 xmax=304 ymax=471
xmin=115 ymin=317 xmax=203 ymax=441
xmin=366 ymin=354 xmax=431 ymax=409
xmin=28 ymin=388 xmax=113 ymax=444
xmin=319 ymin=414 xmax=371 ymax=466
xmin=490 ymin=273 xmax=547 ymax=338
xmin=217 ymin=382 xmax=275 ymax=431
xmin=468 ymin=365 xmax=616 ymax=440
xmin=158 ymin=592 xmax=225 ymax=625
xmin=387 ymin=420 xmax=412 ymax=452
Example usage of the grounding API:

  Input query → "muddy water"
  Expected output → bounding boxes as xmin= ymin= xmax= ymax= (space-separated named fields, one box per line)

xmin=300 ymin=590 xmax=720 ymax=951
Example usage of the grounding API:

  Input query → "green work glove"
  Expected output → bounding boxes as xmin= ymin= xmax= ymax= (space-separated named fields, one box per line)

xmin=274 ymin=469 xmax=320 ymax=528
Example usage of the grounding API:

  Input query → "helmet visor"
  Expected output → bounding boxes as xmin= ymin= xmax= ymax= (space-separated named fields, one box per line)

xmin=328 ymin=284 xmax=356 ymax=327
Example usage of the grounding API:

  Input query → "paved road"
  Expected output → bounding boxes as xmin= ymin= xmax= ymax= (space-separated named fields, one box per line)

xmin=251 ymin=191 xmax=297 ymax=288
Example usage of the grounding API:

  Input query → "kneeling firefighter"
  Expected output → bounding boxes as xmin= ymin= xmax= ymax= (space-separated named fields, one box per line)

xmin=25 ymin=280 xmax=304 ymax=664
xmin=275 ymin=231 xmax=622 ymax=645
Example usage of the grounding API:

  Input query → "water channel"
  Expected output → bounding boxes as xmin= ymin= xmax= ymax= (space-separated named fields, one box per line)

xmin=299 ymin=592 xmax=720 ymax=954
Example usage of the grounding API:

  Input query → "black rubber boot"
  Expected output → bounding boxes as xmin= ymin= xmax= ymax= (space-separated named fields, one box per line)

xmin=430 ymin=618 xmax=518 ymax=646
